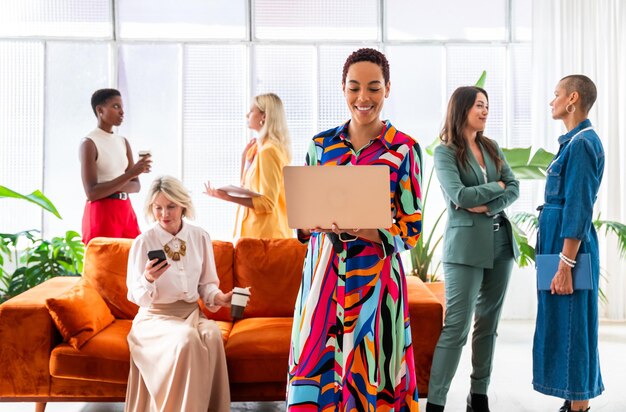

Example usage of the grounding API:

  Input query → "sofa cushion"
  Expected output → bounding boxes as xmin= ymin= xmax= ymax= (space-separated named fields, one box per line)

xmin=82 ymin=237 xmax=138 ymax=319
xmin=50 ymin=319 xmax=132 ymax=384
xmin=199 ymin=240 xmax=235 ymax=322
xmin=83 ymin=237 xmax=235 ymax=321
xmin=50 ymin=319 xmax=233 ymax=384
xmin=233 ymin=238 xmax=306 ymax=318
xmin=406 ymin=276 xmax=444 ymax=396
xmin=46 ymin=280 xmax=115 ymax=350
xmin=225 ymin=317 xmax=293 ymax=383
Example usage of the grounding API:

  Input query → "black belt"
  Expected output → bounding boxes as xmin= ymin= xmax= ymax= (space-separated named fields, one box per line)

xmin=107 ymin=192 xmax=128 ymax=200
xmin=493 ymin=215 xmax=504 ymax=231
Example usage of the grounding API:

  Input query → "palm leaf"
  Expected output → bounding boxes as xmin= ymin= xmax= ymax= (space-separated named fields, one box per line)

xmin=511 ymin=211 xmax=539 ymax=237
xmin=593 ymin=218 xmax=626 ymax=258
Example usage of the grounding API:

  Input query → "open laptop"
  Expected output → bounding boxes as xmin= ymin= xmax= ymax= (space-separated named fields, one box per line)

xmin=283 ymin=165 xmax=392 ymax=229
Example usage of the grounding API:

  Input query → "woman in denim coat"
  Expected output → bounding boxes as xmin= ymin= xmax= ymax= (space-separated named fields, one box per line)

xmin=533 ymin=75 xmax=605 ymax=412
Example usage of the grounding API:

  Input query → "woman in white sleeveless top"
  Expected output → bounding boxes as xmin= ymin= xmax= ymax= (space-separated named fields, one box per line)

xmin=79 ymin=88 xmax=152 ymax=245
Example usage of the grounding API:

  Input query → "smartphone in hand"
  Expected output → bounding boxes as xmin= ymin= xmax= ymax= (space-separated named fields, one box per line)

xmin=147 ymin=249 xmax=167 ymax=266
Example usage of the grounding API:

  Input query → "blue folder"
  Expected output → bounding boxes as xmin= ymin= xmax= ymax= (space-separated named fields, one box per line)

xmin=536 ymin=253 xmax=593 ymax=291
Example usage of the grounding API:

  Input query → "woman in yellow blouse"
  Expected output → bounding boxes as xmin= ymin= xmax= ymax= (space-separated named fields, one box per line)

xmin=204 ymin=93 xmax=293 ymax=239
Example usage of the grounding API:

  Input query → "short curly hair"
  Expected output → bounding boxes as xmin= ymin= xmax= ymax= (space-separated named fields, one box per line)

xmin=90 ymin=88 xmax=121 ymax=117
xmin=342 ymin=48 xmax=390 ymax=85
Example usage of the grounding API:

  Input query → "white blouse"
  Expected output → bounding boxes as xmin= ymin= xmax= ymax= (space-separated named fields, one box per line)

xmin=479 ymin=164 xmax=488 ymax=184
xmin=127 ymin=222 xmax=221 ymax=311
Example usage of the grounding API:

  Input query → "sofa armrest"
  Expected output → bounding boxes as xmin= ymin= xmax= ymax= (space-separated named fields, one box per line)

xmin=0 ymin=276 xmax=80 ymax=397
xmin=406 ymin=276 xmax=443 ymax=396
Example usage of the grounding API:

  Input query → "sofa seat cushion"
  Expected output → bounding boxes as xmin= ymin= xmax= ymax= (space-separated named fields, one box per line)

xmin=50 ymin=318 xmax=233 ymax=384
xmin=50 ymin=319 xmax=132 ymax=384
xmin=225 ymin=317 xmax=293 ymax=383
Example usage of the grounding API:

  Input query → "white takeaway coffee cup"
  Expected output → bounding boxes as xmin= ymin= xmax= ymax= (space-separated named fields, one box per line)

xmin=230 ymin=287 xmax=251 ymax=319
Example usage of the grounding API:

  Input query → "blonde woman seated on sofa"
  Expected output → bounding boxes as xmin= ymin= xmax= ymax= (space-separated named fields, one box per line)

xmin=126 ymin=175 xmax=236 ymax=412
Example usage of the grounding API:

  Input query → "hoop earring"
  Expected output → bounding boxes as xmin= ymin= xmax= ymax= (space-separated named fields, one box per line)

xmin=566 ymin=103 xmax=576 ymax=114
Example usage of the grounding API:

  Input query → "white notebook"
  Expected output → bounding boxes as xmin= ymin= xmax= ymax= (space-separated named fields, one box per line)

xmin=218 ymin=185 xmax=261 ymax=198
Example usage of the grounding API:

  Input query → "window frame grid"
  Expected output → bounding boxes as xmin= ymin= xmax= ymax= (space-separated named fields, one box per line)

xmin=0 ymin=0 xmax=530 ymax=240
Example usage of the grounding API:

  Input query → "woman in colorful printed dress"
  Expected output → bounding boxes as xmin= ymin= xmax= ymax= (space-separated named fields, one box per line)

xmin=204 ymin=93 xmax=292 ymax=239
xmin=426 ymin=86 xmax=519 ymax=412
xmin=533 ymin=75 xmax=604 ymax=412
xmin=287 ymin=48 xmax=423 ymax=411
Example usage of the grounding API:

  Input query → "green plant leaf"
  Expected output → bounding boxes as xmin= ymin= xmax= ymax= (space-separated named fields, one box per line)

xmin=511 ymin=211 xmax=539 ymax=237
xmin=425 ymin=136 xmax=440 ymax=157
xmin=528 ymin=148 xmax=555 ymax=168
xmin=510 ymin=220 xmax=535 ymax=267
xmin=51 ymin=230 xmax=85 ymax=274
xmin=594 ymin=218 xmax=626 ymax=258
xmin=502 ymin=147 xmax=530 ymax=165
xmin=0 ymin=229 xmax=83 ymax=302
xmin=475 ymin=70 xmax=487 ymax=88
xmin=502 ymin=147 xmax=556 ymax=180
xmin=0 ymin=186 xmax=62 ymax=219
xmin=7 ymin=267 xmax=29 ymax=296
xmin=509 ymin=166 xmax=548 ymax=180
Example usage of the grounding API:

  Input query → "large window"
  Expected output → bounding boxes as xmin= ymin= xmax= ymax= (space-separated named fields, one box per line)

xmin=0 ymin=0 xmax=532 ymax=241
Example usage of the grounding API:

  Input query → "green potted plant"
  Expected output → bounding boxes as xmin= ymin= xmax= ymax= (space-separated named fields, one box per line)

xmin=0 ymin=185 xmax=84 ymax=303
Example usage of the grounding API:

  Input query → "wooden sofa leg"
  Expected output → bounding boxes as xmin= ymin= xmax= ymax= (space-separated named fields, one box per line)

xmin=35 ymin=402 xmax=47 ymax=412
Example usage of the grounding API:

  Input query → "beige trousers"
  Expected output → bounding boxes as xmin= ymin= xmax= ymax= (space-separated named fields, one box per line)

xmin=125 ymin=301 xmax=230 ymax=412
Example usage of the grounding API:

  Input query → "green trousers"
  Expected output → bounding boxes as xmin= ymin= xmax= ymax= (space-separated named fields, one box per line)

xmin=427 ymin=227 xmax=514 ymax=406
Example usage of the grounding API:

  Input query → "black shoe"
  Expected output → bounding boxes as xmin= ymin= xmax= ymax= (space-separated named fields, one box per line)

xmin=425 ymin=402 xmax=444 ymax=412
xmin=466 ymin=393 xmax=490 ymax=412
xmin=559 ymin=400 xmax=590 ymax=412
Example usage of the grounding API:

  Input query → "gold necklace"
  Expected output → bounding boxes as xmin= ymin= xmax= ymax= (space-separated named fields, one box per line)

xmin=163 ymin=239 xmax=186 ymax=261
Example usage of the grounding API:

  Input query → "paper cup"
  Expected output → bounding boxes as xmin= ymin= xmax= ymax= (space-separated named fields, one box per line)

xmin=231 ymin=287 xmax=251 ymax=319
xmin=138 ymin=150 xmax=151 ymax=158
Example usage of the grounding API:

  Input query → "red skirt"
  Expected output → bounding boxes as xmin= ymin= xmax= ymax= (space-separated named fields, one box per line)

xmin=82 ymin=198 xmax=141 ymax=245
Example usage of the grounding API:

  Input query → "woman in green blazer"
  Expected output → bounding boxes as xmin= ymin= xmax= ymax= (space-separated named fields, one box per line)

xmin=426 ymin=86 xmax=519 ymax=412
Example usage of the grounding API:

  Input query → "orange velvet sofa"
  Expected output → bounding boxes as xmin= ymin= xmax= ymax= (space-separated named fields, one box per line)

xmin=0 ymin=237 xmax=443 ymax=410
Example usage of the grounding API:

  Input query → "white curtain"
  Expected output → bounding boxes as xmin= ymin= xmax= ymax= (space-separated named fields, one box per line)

xmin=531 ymin=0 xmax=626 ymax=320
